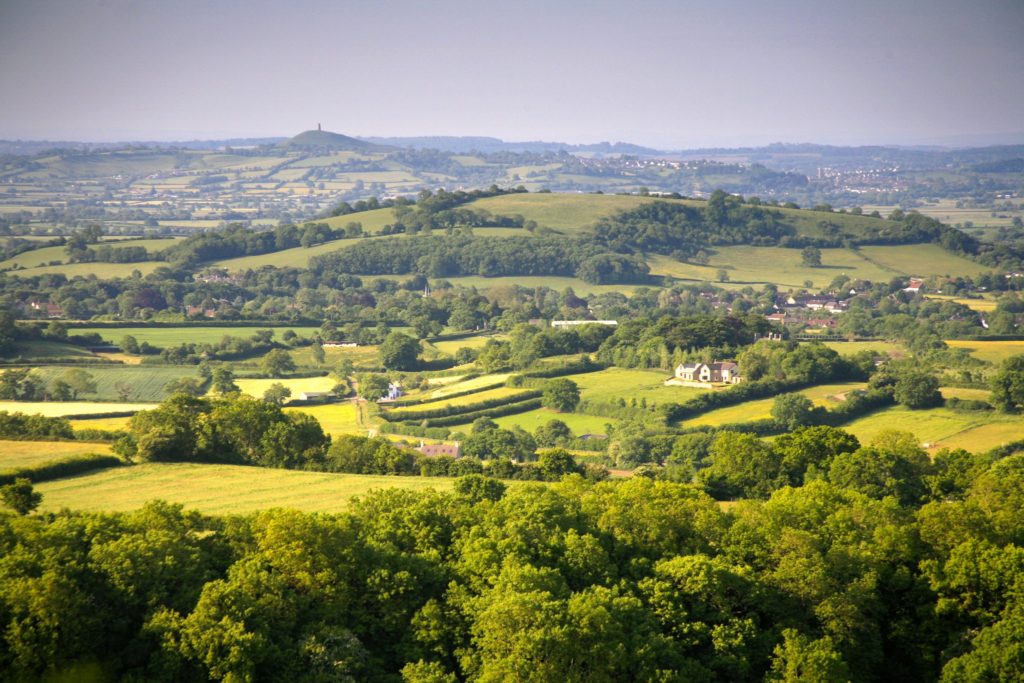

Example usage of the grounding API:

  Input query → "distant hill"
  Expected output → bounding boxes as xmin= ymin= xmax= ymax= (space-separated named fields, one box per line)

xmin=280 ymin=129 xmax=392 ymax=152
xmin=360 ymin=135 xmax=662 ymax=156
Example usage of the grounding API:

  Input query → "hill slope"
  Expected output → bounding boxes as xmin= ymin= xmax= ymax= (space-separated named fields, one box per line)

xmin=280 ymin=129 xmax=391 ymax=152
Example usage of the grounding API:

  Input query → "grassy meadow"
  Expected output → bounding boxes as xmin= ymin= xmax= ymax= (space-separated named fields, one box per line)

xmin=945 ymin=340 xmax=1024 ymax=365
xmin=573 ymin=367 xmax=706 ymax=405
xmin=843 ymin=405 xmax=1024 ymax=452
xmin=286 ymin=402 xmax=362 ymax=435
xmin=0 ymin=401 xmax=156 ymax=417
xmin=0 ymin=440 xmax=113 ymax=471
xmin=681 ymin=382 xmax=867 ymax=427
xmin=35 ymin=463 xmax=458 ymax=515
xmin=30 ymin=365 xmax=200 ymax=402
xmin=77 ymin=326 xmax=321 ymax=347
xmin=234 ymin=376 xmax=337 ymax=399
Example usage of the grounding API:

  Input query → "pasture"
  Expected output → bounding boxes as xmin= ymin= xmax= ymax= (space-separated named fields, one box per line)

xmin=9 ymin=341 xmax=98 ymax=361
xmin=842 ymin=405 xmax=1024 ymax=452
xmin=648 ymin=247 xmax=896 ymax=289
xmin=77 ymin=325 xmax=320 ymax=347
xmin=490 ymin=409 xmax=618 ymax=435
xmin=821 ymin=340 xmax=907 ymax=357
xmin=856 ymin=244 xmax=988 ymax=278
xmin=290 ymin=343 xmax=379 ymax=369
xmin=6 ymin=261 xmax=165 ymax=278
xmin=0 ymin=238 xmax=182 ymax=270
xmin=437 ymin=275 xmax=643 ymax=296
xmin=430 ymin=334 xmax=502 ymax=355
xmin=944 ymin=340 xmax=1024 ymax=365
xmin=0 ymin=401 xmax=155 ymax=417
xmin=572 ymin=367 xmax=707 ymax=405
xmin=681 ymin=382 xmax=867 ymax=427
xmin=30 ymin=365 xmax=200 ymax=402
xmin=428 ymin=373 xmax=513 ymax=398
xmin=35 ymin=463 xmax=457 ymax=515
xmin=464 ymin=193 xmax=662 ymax=232
xmin=0 ymin=440 xmax=112 ymax=471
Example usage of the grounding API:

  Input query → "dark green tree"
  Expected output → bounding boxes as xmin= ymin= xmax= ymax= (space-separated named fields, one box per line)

xmin=541 ymin=379 xmax=580 ymax=412
xmin=380 ymin=332 xmax=420 ymax=371
xmin=991 ymin=355 xmax=1024 ymax=413
xmin=0 ymin=478 xmax=42 ymax=515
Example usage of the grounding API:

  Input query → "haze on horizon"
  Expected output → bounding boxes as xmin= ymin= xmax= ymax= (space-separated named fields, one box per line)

xmin=1 ymin=0 xmax=1022 ymax=149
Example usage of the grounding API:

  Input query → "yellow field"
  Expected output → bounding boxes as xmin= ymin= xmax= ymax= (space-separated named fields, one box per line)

xmin=70 ymin=416 xmax=133 ymax=431
xmin=0 ymin=440 xmax=112 ymax=470
xmin=389 ymin=387 xmax=529 ymax=416
xmin=683 ymin=382 xmax=867 ymax=427
xmin=286 ymin=402 xmax=363 ymax=435
xmin=431 ymin=335 xmax=503 ymax=355
xmin=0 ymin=401 xmax=156 ymax=417
xmin=945 ymin=340 xmax=1024 ymax=365
xmin=35 ymin=463 xmax=457 ymax=515
xmin=925 ymin=295 xmax=998 ymax=312
xmin=7 ymin=261 xmax=165 ymax=278
xmin=234 ymin=376 xmax=337 ymax=398
xmin=940 ymin=387 xmax=991 ymax=400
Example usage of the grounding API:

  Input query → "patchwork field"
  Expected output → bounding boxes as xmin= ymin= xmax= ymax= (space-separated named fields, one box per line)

xmin=77 ymin=325 xmax=321 ymax=347
xmin=428 ymin=373 xmax=513 ymax=398
xmin=681 ymin=382 xmax=868 ymax=427
xmin=945 ymin=340 xmax=1024 ymax=365
xmin=843 ymin=405 xmax=1024 ymax=452
xmin=35 ymin=463 xmax=458 ymax=515
xmin=30 ymin=365 xmax=200 ymax=402
xmin=388 ymin=387 xmax=530 ymax=415
xmin=0 ymin=440 xmax=112 ymax=471
xmin=0 ymin=400 xmax=156 ymax=417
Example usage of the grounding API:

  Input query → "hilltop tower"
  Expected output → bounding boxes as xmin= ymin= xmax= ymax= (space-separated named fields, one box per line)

xmin=317 ymin=123 xmax=322 ymax=131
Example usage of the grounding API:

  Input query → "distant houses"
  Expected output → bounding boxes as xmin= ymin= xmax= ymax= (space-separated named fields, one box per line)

xmin=550 ymin=320 xmax=618 ymax=328
xmin=415 ymin=442 xmax=462 ymax=458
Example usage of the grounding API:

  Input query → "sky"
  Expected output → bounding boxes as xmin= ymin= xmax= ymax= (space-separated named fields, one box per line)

xmin=0 ymin=0 xmax=1022 ymax=148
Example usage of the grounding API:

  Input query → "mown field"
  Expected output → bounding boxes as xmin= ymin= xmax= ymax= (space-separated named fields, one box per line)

xmin=821 ymin=340 xmax=908 ymax=357
xmin=464 ymin=193 xmax=663 ymax=232
xmin=35 ymin=463 xmax=458 ymax=515
xmin=77 ymin=326 xmax=321 ymax=347
xmin=30 ymin=365 xmax=199 ymax=402
xmin=0 ymin=440 xmax=112 ymax=471
xmin=843 ymin=405 xmax=1024 ymax=452
xmin=429 ymin=335 xmax=502 ymax=355
xmin=0 ymin=400 xmax=156 ymax=417
xmin=290 ymin=343 xmax=379 ymax=369
xmin=427 ymin=373 xmax=513 ymax=399
xmin=681 ymin=382 xmax=867 ymax=427
xmin=945 ymin=339 xmax=1024 ymax=364
xmin=573 ymin=367 xmax=706 ymax=405
xmin=286 ymin=402 xmax=362 ymax=435
xmin=234 ymin=376 xmax=337 ymax=398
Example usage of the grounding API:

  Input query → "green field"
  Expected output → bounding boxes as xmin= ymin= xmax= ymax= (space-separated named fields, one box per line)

xmin=945 ymin=340 xmax=1024 ymax=365
xmin=465 ymin=193 xmax=663 ymax=232
xmin=8 ymin=341 xmax=98 ymax=360
xmin=0 ymin=439 xmax=112 ymax=471
xmin=35 ymin=463 xmax=457 ymax=514
xmin=649 ymin=246 xmax=896 ymax=289
xmin=7 ymin=261 xmax=166 ymax=278
xmin=286 ymin=402 xmax=362 ymax=435
xmin=29 ymin=365 xmax=200 ymax=402
xmin=437 ymin=275 xmax=645 ymax=296
xmin=573 ymin=367 xmax=707 ymax=405
xmin=430 ymin=335 xmax=503 ymax=355
xmin=821 ymin=340 xmax=908 ymax=357
xmin=843 ymin=405 xmax=1024 ymax=452
xmin=0 ymin=400 xmax=156 ymax=417
xmin=925 ymin=295 xmax=998 ymax=312
xmin=0 ymin=238 xmax=182 ymax=270
xmin=290 ymin=343 xmax=379 ymax=369
xmin=76 ymin=326 xmax=320 ymax=347
xmin=489 ymin=408 xmax=618 ymax=435
xmin=682 ymin=382 xmax=867 ymax=427
xmin=428 ymin=373 xmax=513 ymax=398
xmin=856 ymin=244 xmax=988 ymax=278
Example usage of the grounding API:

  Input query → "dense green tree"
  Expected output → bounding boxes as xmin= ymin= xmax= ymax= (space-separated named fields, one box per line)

xmin=771 ymin=392 xmax=818 ymax=430
xmin=702 ymin=432 xmax=784 ymax=499
xmin=260 ymin=348 xmax=298 ymax=376
xmin=991 ymin=355 xmax=1024 ymax=412
xmin=357 ymin=373 xmax=390 ymax=401
xmin=62 ymin=368 xmax=97 ymax=399
xmin=541 ymin=379 xmax=580 ymax=412
xmin=380 ymin=332 xmax=421 ymax=371
xmin=894 ymin=370 xmax=942 ymax=409
xmin=210 ymin=367 xmax=238 ymax=394
xmin=262 ymin=382 xmax=292 ymax=405
xmin=800 ymin=246 xmax=822 ymax=267
xmin=0 ymin=478 xmax=41 ymax=515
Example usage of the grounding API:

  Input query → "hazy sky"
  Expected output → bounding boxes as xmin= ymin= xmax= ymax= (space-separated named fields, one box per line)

xmin=1 ymin=0 xmax=1022 ymax=147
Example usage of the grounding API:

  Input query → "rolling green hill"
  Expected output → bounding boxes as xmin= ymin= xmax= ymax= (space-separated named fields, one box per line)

xmin=280 ymin=129 xmax=391 ymax=152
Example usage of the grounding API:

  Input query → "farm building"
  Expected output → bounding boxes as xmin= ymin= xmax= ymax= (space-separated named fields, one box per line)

xmin=416 ymin=442 xmax=462 ymax=458
xmin=297 ymin=391 xmax=333 ymax=402
xmin=669 ymin=361 xmax=742 ymax=387
xmin=550 ymin=320 xmax=618 ymax=328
